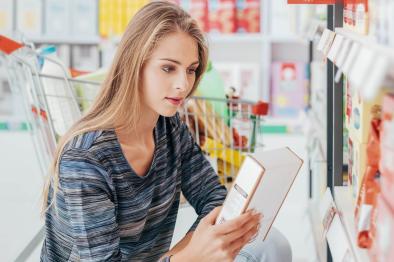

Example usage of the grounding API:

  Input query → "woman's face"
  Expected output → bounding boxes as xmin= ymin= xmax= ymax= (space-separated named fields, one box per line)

xmin=141 ymin=31 xmax=199 ymax=117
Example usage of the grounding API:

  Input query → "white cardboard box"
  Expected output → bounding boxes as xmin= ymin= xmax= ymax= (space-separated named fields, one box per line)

xmin=70 ymin=0 xmax=98 ymax=37
xmin=16 ymin=0 xmax=42 ymax=37
xmin=0 ymin=1 xmax=14 ymax=35
xmin=45 ymin=0 xmax=70 ymax=36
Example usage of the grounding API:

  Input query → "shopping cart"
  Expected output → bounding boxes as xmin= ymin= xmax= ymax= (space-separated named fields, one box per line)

xmin=0 ymin=34 xmax=267 ymax=260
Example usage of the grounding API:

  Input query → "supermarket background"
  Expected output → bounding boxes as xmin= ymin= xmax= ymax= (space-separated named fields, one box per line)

xmin=0 ymin=0 xmax=393 ymax=261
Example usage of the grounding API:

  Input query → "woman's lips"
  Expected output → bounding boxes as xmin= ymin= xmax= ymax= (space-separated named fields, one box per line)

xmin=165 ymin=97 xmax=183 ymax=106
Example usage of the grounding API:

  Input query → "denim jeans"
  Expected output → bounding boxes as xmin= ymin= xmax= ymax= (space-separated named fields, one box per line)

xmin=234 ymin=228 xmax=292 ymax=262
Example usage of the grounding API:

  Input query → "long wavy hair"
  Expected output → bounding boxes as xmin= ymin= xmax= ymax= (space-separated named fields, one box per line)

xmin=42 ymin=1 xmax=209 ymax=213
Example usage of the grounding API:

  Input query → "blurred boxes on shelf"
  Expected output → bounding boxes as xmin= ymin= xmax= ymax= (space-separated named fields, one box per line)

xmin=343 ymin=0 xmax=369 ymax=35
xmin=99 ymin=0 xmax=148 ymax=37
xmin=215 ymin=62 xmax=260 ymax=101
xmin=45 ymin=0 xmax=70 ymax=36
xmin=370 ymin=196 xmax=394 ymax=261
xmin=348 ymin=86 xmax=384 ymax=144
xmin=380 ymin=93 xmax=394 ymax=210
xmin=71 ymin=45 xmax=100 ymax=72
xmin=271 ymin=0 xmax=297 ymax=36
xmin=208 ymin=0 xmax=237 ymax=33
xmin=369 ymin=0 xmax=394 ymax=45
xmin=16 ymin=0 xmax=42 ymax=37
xmin=180 ymin=0 xmax=209 ymax=32
xmin=235 ymin=0 xmax=260 ymax=33
xmin=270 ymin=61 xmax=309 ymax=117
xmin=347 ymin=135 xmax=367 ymax=200
xmin=70 ymin=0 xmax=97 ymax=37
xmin=0 ymin=1 xmax=14 ymax=36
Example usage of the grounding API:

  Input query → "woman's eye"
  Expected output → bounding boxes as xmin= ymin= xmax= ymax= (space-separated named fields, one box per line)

xmin=162 ymin=66 xmax=174 ymax=73
xmin=187 ymin=68 xmax=197 ymax=74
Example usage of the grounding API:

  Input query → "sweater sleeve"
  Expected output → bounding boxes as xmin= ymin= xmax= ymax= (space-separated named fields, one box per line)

xmin=59 ymin=148 xmax=121 ymax=261
xmin=178 ymin=118 xmax=227 ymax=232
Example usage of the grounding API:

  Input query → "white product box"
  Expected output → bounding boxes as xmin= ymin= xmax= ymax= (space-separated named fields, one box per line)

xmin=71 ymin=45 xmax=100 ymax=71
xmin=70 ymin=0 xmax=98 ymax=37
xmin=215 ymin=62 xmax=260 ymax=102
xmin=45 ymin=0 xmax=70 ymax=36
xmin=0 ymin=1 xmax=14 ymax=35
xmin=16 ymin=0 xmax=43 ymax=37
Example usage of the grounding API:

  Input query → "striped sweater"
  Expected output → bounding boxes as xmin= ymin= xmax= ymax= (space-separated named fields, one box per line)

xmin=40 ymin=114 xmax=227 ymax=261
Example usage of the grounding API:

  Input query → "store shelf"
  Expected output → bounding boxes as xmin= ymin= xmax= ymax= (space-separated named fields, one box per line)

xmin=316 ymin=27 xmax=394 ymax=100
xmin=333 ymin=186 xmax=369 ymax=262
xmin=206 ymin=34 xmax=308 ymax=44
xmin=308 ymin=201 xmax=327 ymax=262
xmin=268 ymin=35 xmax=308 ymax=44
xmin=206 ymin=33 xmax=264 ymax=44
xmin=335 ymin=28 xmax=394 ymax=58
xmin=27 ymin=35 xmax=101 ymax=45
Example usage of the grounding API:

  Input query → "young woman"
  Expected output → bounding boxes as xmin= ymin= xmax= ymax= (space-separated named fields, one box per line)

xmin=40 ymin=1 xmax=291 ymax=261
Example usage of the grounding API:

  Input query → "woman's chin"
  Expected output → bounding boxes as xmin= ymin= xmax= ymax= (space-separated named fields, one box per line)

xmin=158 ymin=108 xmax=179 ymax=117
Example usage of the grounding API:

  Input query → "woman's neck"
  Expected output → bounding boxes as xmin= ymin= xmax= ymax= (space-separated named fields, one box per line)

xmin=116 ymin=110 xmax=159 ymax=146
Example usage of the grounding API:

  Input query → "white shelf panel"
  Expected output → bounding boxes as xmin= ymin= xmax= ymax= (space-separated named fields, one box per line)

xmin=334 ymin=186 xmax=370 ymax=262
xmin=28 ymin=36 xmax=101 ymax=45
xmin=268 ymin=35 xmax=308 ymax=44
xmin=308 ymin=201 xmax=327 ymax=262
xmin=207 ymin=33 xmax=264 ymax=43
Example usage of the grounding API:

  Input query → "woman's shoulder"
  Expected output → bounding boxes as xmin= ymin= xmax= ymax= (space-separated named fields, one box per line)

xmin=62 ymin=130 xmax=114 ymax=159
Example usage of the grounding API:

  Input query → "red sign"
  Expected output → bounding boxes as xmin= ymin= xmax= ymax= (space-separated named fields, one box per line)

xmin=288 ymin=0 xmax=337 ymax=4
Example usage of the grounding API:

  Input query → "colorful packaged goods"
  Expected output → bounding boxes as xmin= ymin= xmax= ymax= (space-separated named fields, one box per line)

xmin=270 ymin=62 xmax=308 ymax=117
xmin=208 ymin=0 xmax=237 ymax=33
xmin=370 ymin=196 xmax=394 ymax=261
xmin=349 ymin=88 xmax=384 ymax=144
xmin=344 ymin=0 xmax=369 ymax=34
xmin=380 ymin=94 xmax=394 ymax=209
xmin=16 ymin=0 xmax=42 ymax=37
xmin=354 ymin=107 xmax=381 ymax=249
xmin=347 ymin=136 xmax=367 ymax=199
xmin=235 ymin=0 xmax=260 ymax=33
xmin=180 ymin=0 xmax=209 ymax=32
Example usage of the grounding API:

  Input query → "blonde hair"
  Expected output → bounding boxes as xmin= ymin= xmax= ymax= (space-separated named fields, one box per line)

xmin=42 ymin=1 xmax=208 ymax=213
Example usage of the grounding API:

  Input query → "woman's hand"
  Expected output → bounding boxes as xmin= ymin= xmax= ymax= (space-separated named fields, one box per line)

xmin=173 ymin=206 xmax=262 ymax=262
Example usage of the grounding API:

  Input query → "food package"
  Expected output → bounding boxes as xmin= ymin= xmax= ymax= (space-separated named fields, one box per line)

xmin=236 ymin=0 xmax=260 ymax=33
xmin=180 ymin=0 xmax=209 ymax=32
xmin=369 ymin=196 xmax=394 ymax=261
xmin=354 ymin=108 xmax=381 ymax=249
xmin=380 ymin=93 xmax=394 ymax=209
xmin=270 ymin=62 xmax=308 ymax=117
xmin=208 ymin=0 xmax=237 ymax=33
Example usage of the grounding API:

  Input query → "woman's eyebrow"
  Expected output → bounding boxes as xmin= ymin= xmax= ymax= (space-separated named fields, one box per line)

xmin=159 ymin=58 xmax=199 ymax=66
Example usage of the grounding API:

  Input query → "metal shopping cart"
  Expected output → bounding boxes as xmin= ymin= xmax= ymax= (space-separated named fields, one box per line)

xmin=0 ymin=34 xmax=268 ymax=260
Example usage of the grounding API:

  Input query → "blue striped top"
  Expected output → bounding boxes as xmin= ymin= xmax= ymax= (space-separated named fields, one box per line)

xmin=40 ymin=114 xmax=227 ymax=261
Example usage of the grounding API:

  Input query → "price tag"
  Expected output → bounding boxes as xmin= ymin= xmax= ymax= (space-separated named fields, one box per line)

xmin=327 ymin=34 xmax=344 ymax=62
xmin=342 ymin=42 xmax=360 ymax=75
xmin=334 ymin=38 xmax=352 ymax=83
xmin=335 ymin=38 xmax=352 ymax=68
xmin=348 ymin=47 xmax=375 ymax=89
xmin=317 ymin=29 xmax=335 ymax=54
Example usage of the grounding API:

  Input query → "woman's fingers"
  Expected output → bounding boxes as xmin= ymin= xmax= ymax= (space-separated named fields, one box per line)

xmin=227 ymin=222 xmax=261 ymax=254
xmin=214 ymin=210 xmax=260 ymax=235
xmin=221 ymin=215 xmax=261 ymax=243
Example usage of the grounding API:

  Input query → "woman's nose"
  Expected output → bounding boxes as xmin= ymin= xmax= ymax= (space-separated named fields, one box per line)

xmin=174 ymin=71 xmax=188 ymax=92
